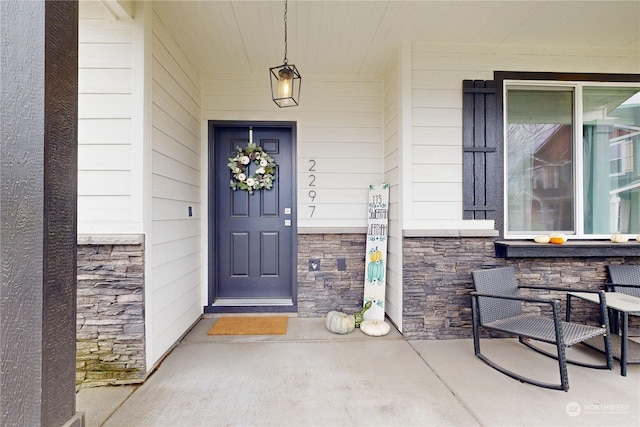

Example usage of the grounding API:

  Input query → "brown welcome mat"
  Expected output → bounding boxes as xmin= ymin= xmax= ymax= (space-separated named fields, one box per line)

xmin=207 ymin=316 xmax=289 ymax=335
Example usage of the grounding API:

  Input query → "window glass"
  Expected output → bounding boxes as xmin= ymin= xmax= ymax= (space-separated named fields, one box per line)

xmin=506 ymin=89 xmax=574 ymax=233
xmin=583 ymin=87 xmax=640 ymax=234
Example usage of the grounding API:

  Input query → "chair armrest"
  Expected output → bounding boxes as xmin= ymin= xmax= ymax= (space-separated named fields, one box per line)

xmin=470 ymin=291 xmax=560 ymax=306
xmin=603 ymin=282 xmax=640 ymax=291
xmin=518 ymin=285 xmax=603 ymax=294
xmin=519 ymin=287 xmax=608 ymax=313
xmin=470 ymin=292 xmax=564 ymax=330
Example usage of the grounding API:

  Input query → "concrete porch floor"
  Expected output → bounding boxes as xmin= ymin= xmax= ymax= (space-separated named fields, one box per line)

xmin=77 ymin=317 xmax=639 ymax=427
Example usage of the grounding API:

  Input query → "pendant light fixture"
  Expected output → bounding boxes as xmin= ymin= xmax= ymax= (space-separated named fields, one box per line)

xmin=270 ymin=0 xmax=301 ymax=107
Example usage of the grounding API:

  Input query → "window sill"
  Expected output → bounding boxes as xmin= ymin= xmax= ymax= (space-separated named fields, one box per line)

xmin=495 ymin=240 xmax=640 ymax=258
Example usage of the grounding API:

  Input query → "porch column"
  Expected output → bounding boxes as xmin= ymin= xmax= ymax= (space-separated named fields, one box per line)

xmin=1 ymin=1 xmax=81 ymax=426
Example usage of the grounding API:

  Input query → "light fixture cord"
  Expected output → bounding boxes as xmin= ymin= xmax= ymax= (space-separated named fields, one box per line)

xmin=283 ymin=0 xmax=288 ymax=64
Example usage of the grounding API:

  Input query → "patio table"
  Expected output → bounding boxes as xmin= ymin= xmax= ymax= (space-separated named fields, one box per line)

xmin=568 ymin=291 xmax=640 ymax=376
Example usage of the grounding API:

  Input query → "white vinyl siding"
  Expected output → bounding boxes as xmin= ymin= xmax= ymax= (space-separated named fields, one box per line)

xmin=408 ymin=43 xmax=640 ymax=230
xmin=149 ymin=7 xmax=202 ymax=366
xmin=78 ymin=1 xmax=139 ymax=234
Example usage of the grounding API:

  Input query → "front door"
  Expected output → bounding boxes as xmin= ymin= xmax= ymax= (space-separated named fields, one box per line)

xmin=208 ymin=123 xmax=296 ymax=310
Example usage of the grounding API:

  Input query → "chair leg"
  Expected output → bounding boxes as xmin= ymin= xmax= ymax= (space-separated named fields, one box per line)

xmin=475 ymin=339 xmax=568 ymax=391
xmin=555 ymin=339 xmax=569 ymax=392
xmin=471 ymin=297 xmax=481 ymax=356
xmin=521 ymin=338 xmax=611 ymax=370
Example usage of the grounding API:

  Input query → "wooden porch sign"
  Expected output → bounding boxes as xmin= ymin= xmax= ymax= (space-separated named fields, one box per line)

xmin=363 ymin=183 xmax=389 ymax=321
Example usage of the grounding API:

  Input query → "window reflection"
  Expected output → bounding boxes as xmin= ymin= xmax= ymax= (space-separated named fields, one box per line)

xmin=507 ymin=89 xmax=574 ymax=232
xmin=584 ymin=88 xmax=640 ymax=234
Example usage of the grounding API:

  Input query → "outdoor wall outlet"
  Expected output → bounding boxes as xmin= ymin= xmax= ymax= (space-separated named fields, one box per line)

xmin=308 ymin=259 xmax=320 ymax=271
xmin=188 ymin=206 xmax=193 ymax=217
xmin=337 ymin=258 xmax=346 ymax=271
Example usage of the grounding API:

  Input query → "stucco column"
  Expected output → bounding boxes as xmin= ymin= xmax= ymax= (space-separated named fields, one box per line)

xmin=1 ymin=1 xmax=82 ymax=426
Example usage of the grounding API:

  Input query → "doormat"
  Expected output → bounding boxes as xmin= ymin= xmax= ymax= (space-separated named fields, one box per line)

xmin=207 ymin=316 xmax=288 ymax=335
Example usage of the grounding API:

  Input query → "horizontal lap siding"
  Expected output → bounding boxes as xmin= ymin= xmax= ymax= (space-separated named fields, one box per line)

xmin=410 ymin=44 xmax=640 ymax=227
xmin=411 ymin=48 xmax=482 ymax=226
xmin=78 ymin=2 xmax=136 ymax=233
xmin=150 ymin=8 xmax=202 ymax=367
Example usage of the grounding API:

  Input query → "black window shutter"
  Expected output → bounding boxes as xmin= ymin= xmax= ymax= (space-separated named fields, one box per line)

xmin=462 ymin=80 xmax=498 ymax=220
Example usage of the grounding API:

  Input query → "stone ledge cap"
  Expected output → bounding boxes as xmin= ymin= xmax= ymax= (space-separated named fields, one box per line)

xmin=298 ymin=227 xmax=367 ymax=234
xmin=78 ymin=234 xmax=144 ymax=245
xmin=403 ymin=229 xmax=499 ymax=237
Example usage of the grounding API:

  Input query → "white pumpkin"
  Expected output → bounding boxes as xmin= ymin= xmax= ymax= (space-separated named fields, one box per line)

xmin=326 ymin=311 xmax=355 ymax=334
xmin=533 ymin=235 xmax=550 ymax=243
xmin=360 ymin=319 xmax=391 ymax=337
xmin=610 ymin=231 xmax=629 ymax=243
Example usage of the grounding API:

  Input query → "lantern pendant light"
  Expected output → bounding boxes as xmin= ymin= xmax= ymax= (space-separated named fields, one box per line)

xmin=270 ymin=0 xmax=301 ymax=107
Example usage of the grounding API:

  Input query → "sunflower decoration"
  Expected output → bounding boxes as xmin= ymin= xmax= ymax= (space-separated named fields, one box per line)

xmin=227 ymin=143 xmax=276 ymax=194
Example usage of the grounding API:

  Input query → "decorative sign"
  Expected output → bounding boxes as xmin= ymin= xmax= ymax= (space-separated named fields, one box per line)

xmin=363 ymin=183 xmax=389 ymax=321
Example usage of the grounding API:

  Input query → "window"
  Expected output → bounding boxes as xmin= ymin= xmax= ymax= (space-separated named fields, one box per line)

xmin=503 ymin=81 xmax=640 ymax=238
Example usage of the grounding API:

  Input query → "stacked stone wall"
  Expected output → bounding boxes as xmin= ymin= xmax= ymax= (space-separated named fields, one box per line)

xmin=76 ymin=235 xmax=145 ymax=387
xmin=297 ymin=234 xmax=366 ymax=317
xmin=402 ymin=236 xmax=640 ymax=339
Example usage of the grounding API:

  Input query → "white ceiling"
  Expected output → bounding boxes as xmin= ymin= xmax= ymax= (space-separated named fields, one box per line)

xmin=153 ymin=0 xmax=640 ymax=76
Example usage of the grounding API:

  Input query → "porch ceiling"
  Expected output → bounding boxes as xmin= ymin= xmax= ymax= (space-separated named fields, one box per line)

xmin=152 ymin=0 xmax=640 ymax=76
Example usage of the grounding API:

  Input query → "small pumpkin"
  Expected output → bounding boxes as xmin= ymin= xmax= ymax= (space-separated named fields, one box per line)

xmin=326 ymin=311 xmax=355 ymax=334
xmin=549 ymin=233 xmax=567 ymax=244
xmin=360 ymin=319 xmax=391 ymax=337
xmin=533 ymin=235 xmax=550 ymax=243
xmin=610 ymin=231 xmax=629 ymax=243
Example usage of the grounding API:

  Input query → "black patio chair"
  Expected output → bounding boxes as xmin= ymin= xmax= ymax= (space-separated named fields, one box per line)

xmin=471 ymin=266 xmax=613 ymax=391
xmin=605 ymin=264 xmax=640 ymax=340
xmin=607 ymin=265 xmax=640 ymax=297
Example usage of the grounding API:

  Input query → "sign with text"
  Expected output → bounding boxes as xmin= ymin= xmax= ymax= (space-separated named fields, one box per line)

xmin=363 ymin=183 xmax=389 ymax=321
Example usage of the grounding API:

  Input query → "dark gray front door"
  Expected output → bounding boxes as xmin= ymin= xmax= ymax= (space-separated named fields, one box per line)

xmin=210 ymin=124 xmax=296 ymax=307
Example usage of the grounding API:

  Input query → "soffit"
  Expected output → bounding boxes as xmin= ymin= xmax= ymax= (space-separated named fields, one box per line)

xmin=152 ymin=0 xmax=640 ymax=75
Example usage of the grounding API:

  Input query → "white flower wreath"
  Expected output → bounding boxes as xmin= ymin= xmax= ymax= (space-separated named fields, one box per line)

xmin=227 ymin=143 xmax=277 ymax=194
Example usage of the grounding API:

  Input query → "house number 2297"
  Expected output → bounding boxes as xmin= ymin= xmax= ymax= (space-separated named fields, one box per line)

xmin=308 ymin=159 xmax=316 ymax=217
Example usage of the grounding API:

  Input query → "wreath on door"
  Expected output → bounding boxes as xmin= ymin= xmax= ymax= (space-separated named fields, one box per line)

xmin=227 ymin=143 xmax=277 ymax=194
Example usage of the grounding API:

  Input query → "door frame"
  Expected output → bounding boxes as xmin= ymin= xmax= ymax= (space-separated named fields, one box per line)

xmin=205 ymin=120 xmax=298 ymax=313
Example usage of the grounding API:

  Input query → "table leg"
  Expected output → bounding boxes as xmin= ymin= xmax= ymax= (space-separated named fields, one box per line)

xmin=621 ymin=311 xmax=628 ymax=377
xmin=566 ymin=295 xmax=573 ymax=322
xmin=608 ymin=307 xmax=619 ymax=334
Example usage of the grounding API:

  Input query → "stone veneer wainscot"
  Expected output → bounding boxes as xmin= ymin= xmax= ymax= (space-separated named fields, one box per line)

xmin=402 ymin=232 xmax=640 ymax=340
xmin=76 ymin=235 xmax=145 ymax=387
xmin=297 ymin=231 xmax=367 ymax=318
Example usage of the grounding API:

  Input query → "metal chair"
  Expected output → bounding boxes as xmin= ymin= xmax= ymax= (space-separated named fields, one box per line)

xmin=605 ymin=265 xmax=640 ymax=336
xmin=471 ymin=266 xmax=613 ymax=391
xmin=607 ymin=265 xmax=640 ymax=297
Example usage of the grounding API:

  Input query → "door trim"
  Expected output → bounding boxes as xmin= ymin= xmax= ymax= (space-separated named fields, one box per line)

xmin=204 ymin=121 xmax=298 ymax=314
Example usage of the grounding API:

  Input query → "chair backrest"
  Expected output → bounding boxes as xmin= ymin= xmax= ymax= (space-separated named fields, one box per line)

xmin=472 ymin=266 xmax=522 ymax=323
xmin=607 ymin=265 xmax=640 ymax=297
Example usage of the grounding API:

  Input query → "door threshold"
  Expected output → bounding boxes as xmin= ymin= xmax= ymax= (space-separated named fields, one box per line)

xmin=212 ymin=298 xmax=294 ymax=307
xmin=205 ymin=298 xmax=296 ymax=314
